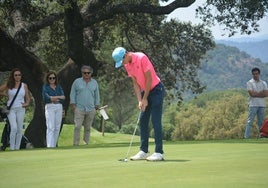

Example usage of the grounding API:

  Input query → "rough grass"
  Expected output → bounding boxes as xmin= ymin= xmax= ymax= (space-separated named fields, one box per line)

xmin=0 ymin=123 xmax=268 ymax=188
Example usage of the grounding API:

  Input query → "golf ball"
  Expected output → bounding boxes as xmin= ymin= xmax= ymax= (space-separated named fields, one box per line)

xmin=124 ymin=158 xmax=128 ymax=162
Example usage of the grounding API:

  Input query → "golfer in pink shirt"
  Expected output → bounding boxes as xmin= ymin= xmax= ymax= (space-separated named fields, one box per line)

xmin=112 ymin=47 xmax=165 ymax=161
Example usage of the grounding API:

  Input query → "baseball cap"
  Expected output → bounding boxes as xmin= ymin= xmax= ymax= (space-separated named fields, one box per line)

xmin=112 ymin=47 xmax=126 ymax=68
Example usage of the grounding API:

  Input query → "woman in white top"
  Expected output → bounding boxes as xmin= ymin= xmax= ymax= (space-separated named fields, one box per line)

xmin=0 ymin=68 xmax=30 ymax=150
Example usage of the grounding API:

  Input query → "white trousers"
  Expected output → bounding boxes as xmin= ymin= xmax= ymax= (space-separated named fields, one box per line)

xmin=7 ymin=107 xmax=25 ymax=150
xmin=45 ymin=103 xmax=63 ymax=147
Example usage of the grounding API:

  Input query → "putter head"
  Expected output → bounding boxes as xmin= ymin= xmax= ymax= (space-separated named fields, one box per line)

xmin=118 ymin=158 xmax=128 ymax=162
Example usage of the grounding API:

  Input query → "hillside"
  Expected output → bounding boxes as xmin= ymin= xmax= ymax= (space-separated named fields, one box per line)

xmin=198 ymin=44 xmax=268 ymax=92
xmin=216 ymin=39 xmax=268 ymax=63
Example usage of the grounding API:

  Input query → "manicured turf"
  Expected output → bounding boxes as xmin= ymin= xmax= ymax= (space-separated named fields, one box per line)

xmin=0 ymin=124 xmax=268 ymax=188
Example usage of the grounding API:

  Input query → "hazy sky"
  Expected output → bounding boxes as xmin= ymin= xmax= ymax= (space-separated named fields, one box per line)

xmin=163 ymin=1 xmax=268 ymax=40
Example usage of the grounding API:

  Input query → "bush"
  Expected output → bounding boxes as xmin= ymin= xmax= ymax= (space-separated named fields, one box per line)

xmin=120 ymin=124 xmax=140 ymax=135
xmin=150 ymin=123 xmax=175 ymax=141
xmin=162 ymin=123 xmax=175 ymax=141
xmin=102 ymin=121 xmax=119 ymax=133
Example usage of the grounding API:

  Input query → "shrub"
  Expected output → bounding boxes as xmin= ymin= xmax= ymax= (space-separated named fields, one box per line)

xmin=120 ymin=124 xmax=140 ymax=135
xmin=150 ymin=123 xmax=175 ymax=141
xmin=102 ymin=121 xmax=119 ymax=133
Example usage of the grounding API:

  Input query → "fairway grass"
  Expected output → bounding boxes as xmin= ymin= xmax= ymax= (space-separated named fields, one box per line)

xmin=0 ymin=124 xmax=268 ymax=187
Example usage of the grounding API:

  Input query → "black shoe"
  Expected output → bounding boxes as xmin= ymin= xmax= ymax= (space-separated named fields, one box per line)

xmin=0 ymin=146 xmax=6 ymax=151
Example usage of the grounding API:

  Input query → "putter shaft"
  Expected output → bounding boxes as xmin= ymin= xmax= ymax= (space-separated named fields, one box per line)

xmin=124 ymin=111 xmax=141 ymax=160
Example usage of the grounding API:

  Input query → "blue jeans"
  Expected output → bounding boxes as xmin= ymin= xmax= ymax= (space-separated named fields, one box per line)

xmin=140 ymin=82 xmax=165 ymax=154
xmin=244 ymin=106 xmax=265 ymax=138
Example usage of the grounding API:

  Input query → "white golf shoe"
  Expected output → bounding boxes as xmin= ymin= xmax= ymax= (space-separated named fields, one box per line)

xmin=146 ymin=152 xmax=164 ymax=161
xmin=130 ymin=150 xmax=149 ymax=160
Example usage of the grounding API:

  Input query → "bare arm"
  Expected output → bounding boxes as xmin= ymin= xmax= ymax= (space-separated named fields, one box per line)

xmin=131 ymin=76 xmax=142 ymax=104
xmin=50 ymin=95 xmax=65 ymax=101
xmin=248 ymin=90 xmax=268 ymax=98
xmin=142 ymin=70 xmax=152 ymax=111
xmin=131 ymin=70 xmax=152 ymax=111
xmin=23 ymin=83 xmax=30 ymax=107
xmin=264 ymin=90 xmax=268 ymax=97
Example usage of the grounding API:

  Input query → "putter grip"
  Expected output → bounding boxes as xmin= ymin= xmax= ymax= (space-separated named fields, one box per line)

xmin=137 ymin=111 xmax=142 ymax=124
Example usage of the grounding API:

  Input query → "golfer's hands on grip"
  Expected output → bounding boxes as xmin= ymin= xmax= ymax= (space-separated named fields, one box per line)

xmin=139 ymin=99 xmax=148 ymax=112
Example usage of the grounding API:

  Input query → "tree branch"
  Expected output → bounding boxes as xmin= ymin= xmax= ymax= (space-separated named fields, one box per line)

xmin=82 ymin=0 xmax=196 ymax=27
xmin=14 ymin=12 xmax=64 ymax=42
xmin=81 ymin=0 xmax=110 ymax=14
xmin=24 ymin=12 xmax=63 ymax=33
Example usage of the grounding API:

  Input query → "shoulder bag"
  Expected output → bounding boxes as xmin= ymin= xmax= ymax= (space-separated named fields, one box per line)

xmin=1 ymin=82 xmax=22 ymax=115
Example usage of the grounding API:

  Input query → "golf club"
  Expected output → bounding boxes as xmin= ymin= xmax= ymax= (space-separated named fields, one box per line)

xmin=119 ymin=111 xmax=141 ymax=162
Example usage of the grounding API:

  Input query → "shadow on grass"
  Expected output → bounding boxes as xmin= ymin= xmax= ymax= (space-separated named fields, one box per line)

xmin=163 ymin=159 xmax=190 ymax=163
xmin=57 ymin=142 xmax=141 ymax=149
xmin=117 ymin=159 xmax=190 ymax=163
xmin=57 ymin=138 xmax=268 ymax=150
xmin=3 ymin=139 xmax=266 ymax=151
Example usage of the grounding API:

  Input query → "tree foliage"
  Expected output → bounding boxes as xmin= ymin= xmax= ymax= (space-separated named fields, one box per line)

xmin=197 ymin=0 xmax=268 ymax=36
xmin=0 ymin=0 xmax=267 ymax=147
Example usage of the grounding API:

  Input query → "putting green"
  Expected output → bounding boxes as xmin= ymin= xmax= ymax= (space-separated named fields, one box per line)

xmin=0 ymin=140 xmax=267 ymax=188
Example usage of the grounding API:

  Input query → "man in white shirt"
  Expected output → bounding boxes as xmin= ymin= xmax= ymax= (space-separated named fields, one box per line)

xmin=244 ymin=67 xmax=268 ymax=138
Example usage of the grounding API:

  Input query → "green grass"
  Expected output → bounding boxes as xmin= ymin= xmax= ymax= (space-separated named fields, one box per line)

xmin=0 ymin=123 xmax=268 ymax=188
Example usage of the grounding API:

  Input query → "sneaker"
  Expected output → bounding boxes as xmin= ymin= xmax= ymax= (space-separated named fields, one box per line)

xmin=146 ymin=152 xmax=164 ymax=161
xmin=130 ymin=150 xmax=149 ymax=160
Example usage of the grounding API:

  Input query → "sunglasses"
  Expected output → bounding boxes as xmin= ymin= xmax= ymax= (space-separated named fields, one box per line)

xmin=48 ymin=77 xmax=56 ymax=80
xmin=14 ymin=74 xmax=21 ymax=77
xmin=83 ymin=72 xmax=92 ymax=75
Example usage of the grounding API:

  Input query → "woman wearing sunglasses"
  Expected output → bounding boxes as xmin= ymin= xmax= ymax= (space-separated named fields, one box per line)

xmin=42 ymin=71 xmax=65 ymax=148
xmin=0 ymin=68 xmax=30 ymax=150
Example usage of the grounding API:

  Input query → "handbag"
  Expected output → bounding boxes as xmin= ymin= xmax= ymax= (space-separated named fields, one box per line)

xmin=1 ymin=82 xmax=22 ymax=115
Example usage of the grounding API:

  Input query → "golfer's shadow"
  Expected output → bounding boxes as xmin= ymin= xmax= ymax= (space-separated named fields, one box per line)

xmin=163 ymin=159 xmax=190 ymax=163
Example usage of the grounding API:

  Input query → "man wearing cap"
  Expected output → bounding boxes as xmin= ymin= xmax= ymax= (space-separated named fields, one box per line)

xmin=70 ymin=65 xmax=100 ymax=146
xmin=112 ymin=47 xmax=165 ymax=161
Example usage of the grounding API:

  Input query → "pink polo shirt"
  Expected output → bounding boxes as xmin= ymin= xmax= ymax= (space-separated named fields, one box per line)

xmin=124 ymin=52 xmax=160 ymax=91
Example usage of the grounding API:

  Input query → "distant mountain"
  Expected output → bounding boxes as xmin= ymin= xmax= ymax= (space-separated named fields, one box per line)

xmin=198 ymin=44 xmax=268 ymax=92
xmin=218 ymin=34 xmax=268 ymax=42
xmin=215 ymin=39 xmax=268 ymax=63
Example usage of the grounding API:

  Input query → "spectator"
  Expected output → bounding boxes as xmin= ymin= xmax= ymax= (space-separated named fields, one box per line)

xmin=70 ymin=65 xmax=100 ymax=146
xmin=244 ymin=67 xmax=268 ymax=138
xmin=0 ymin=68 xmax=30 ymax=150
xmin=42 ymin=71 xmax=65 ymax=148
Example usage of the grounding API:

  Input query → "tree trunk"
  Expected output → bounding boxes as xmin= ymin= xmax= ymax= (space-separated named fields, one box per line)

xmin=0 ymin=28 xmax=47 ymax=147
